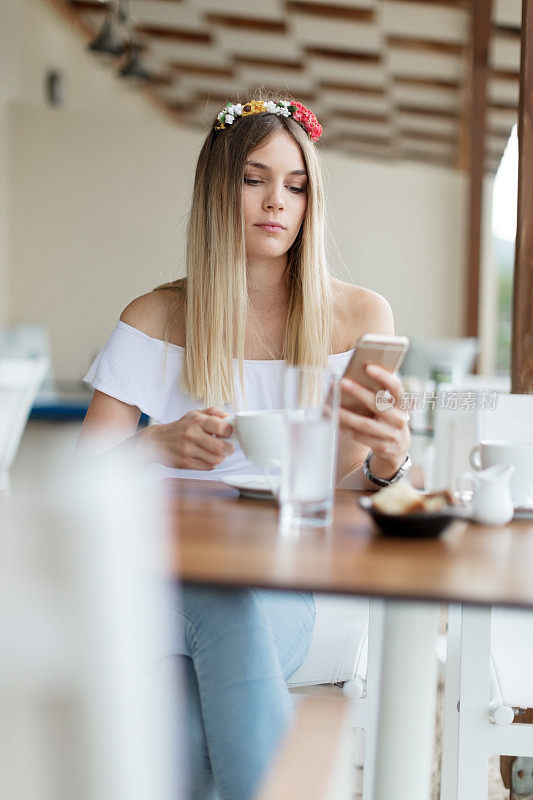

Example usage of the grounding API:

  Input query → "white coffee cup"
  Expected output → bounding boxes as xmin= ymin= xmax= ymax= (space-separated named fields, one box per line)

xmin=226 ymin=410 xmax=284 ymax=469
xmin=469 ymin=440 xmax=533 ymax=508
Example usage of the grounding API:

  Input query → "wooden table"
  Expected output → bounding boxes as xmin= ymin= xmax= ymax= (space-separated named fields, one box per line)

xmin=164 ymin=479 xmax=533 ymax=800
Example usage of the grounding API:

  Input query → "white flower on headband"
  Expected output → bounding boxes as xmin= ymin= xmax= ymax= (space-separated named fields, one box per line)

xmin=225 ymin=114 xmax=235 ymax=124
xmin=233 ymin=103 xmax=243 ymax=116
xmin=265 ymin=101 xmax=278 ymax=114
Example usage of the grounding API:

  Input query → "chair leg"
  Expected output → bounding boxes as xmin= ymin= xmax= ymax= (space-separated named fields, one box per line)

xmin=347 ymin=598 xmax=385 ymax=800
xmin=457 ymin=606 xmax=492 ymax=800
xmin=440 ymin=603 xmax=462 ymax=800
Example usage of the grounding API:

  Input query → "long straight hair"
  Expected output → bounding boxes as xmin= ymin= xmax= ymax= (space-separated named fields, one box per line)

xmin=157 ymin=107 xmax=332 ymax=407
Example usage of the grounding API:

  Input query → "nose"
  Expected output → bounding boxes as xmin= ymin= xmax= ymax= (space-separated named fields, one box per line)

xmin=264 ymin=182 xmax=285 ymax=212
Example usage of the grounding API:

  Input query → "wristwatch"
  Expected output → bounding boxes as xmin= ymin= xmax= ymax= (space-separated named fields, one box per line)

xmin=363 ymin=451 xmax=412 ymax=487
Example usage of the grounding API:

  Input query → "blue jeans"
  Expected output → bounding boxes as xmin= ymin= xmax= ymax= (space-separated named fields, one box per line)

xmin=168 ymin=585 xmax=315 ymax=800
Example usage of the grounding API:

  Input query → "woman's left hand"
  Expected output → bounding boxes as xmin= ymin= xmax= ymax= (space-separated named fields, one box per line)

xmin=339 ymin=363 xmax=410 ymax=480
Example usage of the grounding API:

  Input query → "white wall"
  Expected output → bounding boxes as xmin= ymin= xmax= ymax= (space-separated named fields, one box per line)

xmin=6 ymin=0 xmax=474 ymax=380
xmin=0 ymin=0 xmax=22 ymax=324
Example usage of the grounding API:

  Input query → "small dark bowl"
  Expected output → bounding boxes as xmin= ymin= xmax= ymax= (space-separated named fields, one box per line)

xmin=358 ymin=496 xmax=467 ymax=539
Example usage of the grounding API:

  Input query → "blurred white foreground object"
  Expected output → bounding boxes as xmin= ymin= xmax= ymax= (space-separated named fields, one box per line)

xmin=0 ymin=356 xmax=48 ymax=493
xmin=0 ymin=447 xmax=181 ymax=800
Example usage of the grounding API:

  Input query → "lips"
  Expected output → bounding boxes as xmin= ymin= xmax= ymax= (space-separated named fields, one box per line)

xmin=255 ymin=222 xmax=286 ymax=233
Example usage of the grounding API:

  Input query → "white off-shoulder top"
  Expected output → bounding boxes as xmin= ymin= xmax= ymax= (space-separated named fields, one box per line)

xmin=84 ymin=320 xmax=353 ymax=484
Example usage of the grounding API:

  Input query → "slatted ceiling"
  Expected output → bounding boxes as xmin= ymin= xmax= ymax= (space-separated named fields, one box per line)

xmin=490 ymin=32 xmax=521 ymax=70
xmin=62 ymin=0 xmax=521 ymax=173
xmin=235 ymin=62 xmax=315 ymax=94
xmin=388 ymin=46 xmax=465 ymax=80
xmin=290 ymin=15 xmax=382 ymax=53
xmin=147 ymin=37 xmax=226 ymax=66
xmin=489 ymin=75 xmax=520 ymax=104
xmin=393 ymin=83 xmax=459 ymax=111
xmin=487 ymin=106 xmax=518 ymax=132
xmin=397 ymin=112 xmax=459 ymax=135
xmin=129 ymin=0 xmax=204 ymax=31
xmin=307 ymin=54 xmax=387 ymax=86
xmin=328 ymin=117 xmax=392 ymax=138
xmin=293 ymin=0 xmax=378 ymax=8
xmin=493 ymin=0 xmax=522 ymax=28
xmin=401 ymin=137 xmax=456 ymax=157
xmin=381 ymin=1 xmax=469 ymax=43
xmin=322 ymin=90 xmax=391 ymax=115
xmin=214 ymin=29 xmax=298 ymax=60
xmin=195 ymin=0 xmax=285 ymax=19
xmin=177 ymin=74 xmax=238 ymax=97
xmin=488 ymin=132 xmax=511 ymax=152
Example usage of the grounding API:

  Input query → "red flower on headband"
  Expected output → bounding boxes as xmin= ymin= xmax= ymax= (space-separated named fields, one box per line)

xmin=291 ymin=101 xmax=323 ymax=142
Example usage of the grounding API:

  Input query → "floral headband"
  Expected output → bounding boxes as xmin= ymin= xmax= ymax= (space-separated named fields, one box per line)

xmin=214 ymin=99 xmax=323 ymax=142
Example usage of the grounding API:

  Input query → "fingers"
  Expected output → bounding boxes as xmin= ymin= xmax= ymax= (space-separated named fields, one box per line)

xmin=180 ymin=439 xmax=229 ymax=467
xmin=364 ymin=364 xmax=403 ymax=403
xmin=196 ymin=426 xmax=234 ymax=457
xmin=339 ymin=408 xmax=399 ymax=444
xmin=341 ymin=378 xmax=407 ymax=429
xmin=198 ymin=411 xmax=234 ymax=438
xmin=203 ymin=406 xmax=229 ymax=419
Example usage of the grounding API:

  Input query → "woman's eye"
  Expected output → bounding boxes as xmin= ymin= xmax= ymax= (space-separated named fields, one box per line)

xmin=244 ymin=177 xmax=262 ymax=186
xmin=288 ymin=185 xmax=306 ymax=194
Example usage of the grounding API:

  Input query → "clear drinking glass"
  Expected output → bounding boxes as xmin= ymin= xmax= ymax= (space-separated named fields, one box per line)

xmin=279 ymin=366 xmax=340 ymax=528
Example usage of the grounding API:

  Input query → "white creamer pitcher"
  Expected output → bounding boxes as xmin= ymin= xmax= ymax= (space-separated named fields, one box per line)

xmin=456 ymin=464 xmax=515 ymax=525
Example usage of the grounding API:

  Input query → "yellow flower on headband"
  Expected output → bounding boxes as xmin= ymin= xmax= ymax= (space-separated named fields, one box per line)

xmin=241 ymin=100 xmax=267 ymax=116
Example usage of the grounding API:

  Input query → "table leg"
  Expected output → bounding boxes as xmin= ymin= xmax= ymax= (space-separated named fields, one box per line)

xmin=371 ymin=600 xmax=440 ymax=800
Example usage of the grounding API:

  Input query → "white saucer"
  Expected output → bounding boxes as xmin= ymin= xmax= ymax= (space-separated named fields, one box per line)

xmin=221 ymin=474 xmax=279 ymax=500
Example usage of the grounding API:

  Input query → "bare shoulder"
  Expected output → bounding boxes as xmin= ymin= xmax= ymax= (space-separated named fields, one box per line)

xmin=120 ymin=285 xmax=185 ymax=344
xmin=331 ymin=279 xmax=394 ymax=351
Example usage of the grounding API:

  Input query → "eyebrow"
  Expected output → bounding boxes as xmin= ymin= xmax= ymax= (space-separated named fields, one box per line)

xmin=245 ymin=160 xmax=307 ymax=176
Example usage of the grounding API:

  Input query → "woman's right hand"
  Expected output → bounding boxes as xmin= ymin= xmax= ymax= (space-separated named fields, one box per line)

xmin=148 ymin=407 xmax=234 ymax=470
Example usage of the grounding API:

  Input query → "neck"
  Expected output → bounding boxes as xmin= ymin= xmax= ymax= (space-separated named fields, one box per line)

xmin=246 ymin=255 xmax=290 ymax=312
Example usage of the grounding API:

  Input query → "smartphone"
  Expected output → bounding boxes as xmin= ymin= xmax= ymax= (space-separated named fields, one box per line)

xmin=342 ymin=334 xmax=409 ymax=415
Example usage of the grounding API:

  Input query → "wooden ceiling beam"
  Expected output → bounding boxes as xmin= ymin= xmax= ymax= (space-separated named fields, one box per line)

xmin=327 ymin=133 xmax=393 ymax=147
xmin=464 ymin=0 xmax=492 ymax=341
xmin=305 ymin=46 xmax=381 ymax=63
xmin=319 ymin=81 xmax=385 ymax=96
xmin=205 ymin=15 xmax=287 ymax=34
xmin=329 ymin=109 xmax=389 ymax=123
xmin=232 ymin=55 xmax=303 ymax=71
xmin=384 ymin=0 xmax=468 ymax=7
xmin=399 ymin=128 xmax=458 ymax=144
xmin=394 ymin=75 xmax=461 ymax=90
xmin=490 ymin=67 xmax=520 ymax=81
xmin=137 ymin=26 xmax=211 ymax=43
xmin=285 ymin=2 xmax=374 ymax=22
xmin=396 ymin=104 xmax=459 ymax=119
xmin=388 ymin=36 xmax=465 ymax=56
xmin=67 ymin=0 xmax=105 ymax=12
xmin=512 ymin=0 xmax=533 ymax=393
xmin=169 ymin=63 xmax=234 ymax=78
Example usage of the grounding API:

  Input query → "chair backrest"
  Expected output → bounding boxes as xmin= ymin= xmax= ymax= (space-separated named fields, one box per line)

xmin=0 ymin=453 xmax=181 ymax=800
xmin=0 ymin=356 xmax=49 ymax=475
xmin=427 ymin=375 xmax=511 ymax=493
xmin=400 ymin=337 xmax=478 ymax=382
xmin=477 ymin=392 xmax=533 ymax=444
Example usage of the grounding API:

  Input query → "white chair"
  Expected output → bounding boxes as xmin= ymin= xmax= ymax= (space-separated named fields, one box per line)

xmin=0 ymin=356 xmax=49 ymax=492
xmin=440 ymin=393 xmax=533 ymax=800
xmin=427 ymin=374 xmax=510 ymax=492
xmin=0 ymin=452 xmax=180 ymax=800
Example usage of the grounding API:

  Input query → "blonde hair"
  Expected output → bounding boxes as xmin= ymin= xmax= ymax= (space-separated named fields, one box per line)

xmin=157 ymin=105 xmax=332 ymax=407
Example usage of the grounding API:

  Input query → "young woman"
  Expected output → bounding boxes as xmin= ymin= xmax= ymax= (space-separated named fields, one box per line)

xmin=75 ymin=98 xmax=410 ymax=799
